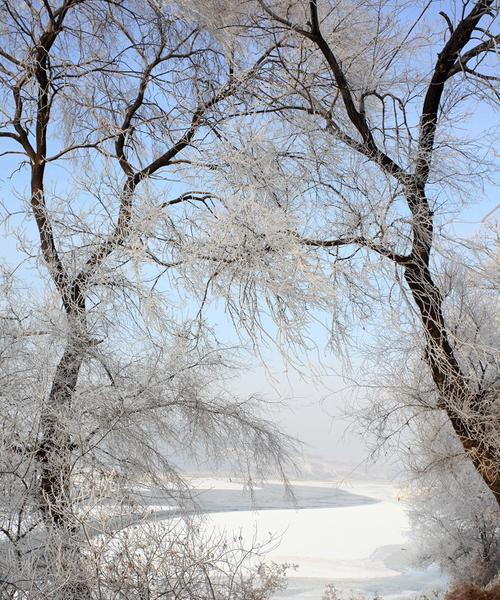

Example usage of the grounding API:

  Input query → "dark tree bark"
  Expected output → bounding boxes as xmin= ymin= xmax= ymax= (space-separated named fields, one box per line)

xmin=259 ymin=0 xmax=499 ymax=504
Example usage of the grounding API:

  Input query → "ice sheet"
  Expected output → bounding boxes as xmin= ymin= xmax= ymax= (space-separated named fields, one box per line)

xmin=198 ymin=479 xmax=447 ymax=599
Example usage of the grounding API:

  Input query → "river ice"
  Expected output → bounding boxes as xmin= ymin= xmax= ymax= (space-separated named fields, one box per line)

xmin=193 ymin=478 xmax=447 ymax=599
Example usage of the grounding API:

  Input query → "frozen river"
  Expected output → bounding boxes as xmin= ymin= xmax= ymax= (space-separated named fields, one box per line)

xmin=192 ymin=478 xmax=447 ymax=599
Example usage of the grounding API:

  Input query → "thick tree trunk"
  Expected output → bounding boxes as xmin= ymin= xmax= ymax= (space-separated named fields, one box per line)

xmin=34 ymin=272 xmax=90 ymax=597
xmin=37 ymin=336 xmax=93 ymax=599
xmin=38 ymin=342 xmax=83 ymax=525
xmin=404 ymin=259 xmax=500 ymax=506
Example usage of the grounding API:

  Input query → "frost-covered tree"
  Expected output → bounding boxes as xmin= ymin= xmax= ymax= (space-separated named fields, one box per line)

xmin=409 ymin=245 xmax=499 ymax=586
xmin=351 ymin=234 xmax=499 ymax=584
xmin=408 ymin=428 xmax=499 ymax=587
xmin=0 ymin=1 xmax=294 ymax=596
xmin=171 ymin=0 xmax=499 ymax=504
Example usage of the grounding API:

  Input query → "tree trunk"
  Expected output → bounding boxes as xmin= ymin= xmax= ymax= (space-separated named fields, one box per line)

xmin=37 ymin=337 xmax=94 ymax=599
xmin=404 ymin=260 xmax=500 ymax=506
xmin=38 ymin=342 xmax=83 ymax=525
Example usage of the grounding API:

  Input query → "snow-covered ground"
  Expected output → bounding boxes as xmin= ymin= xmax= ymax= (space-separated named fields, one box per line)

xmin=190 ymin=477 xmax=447 ymax=599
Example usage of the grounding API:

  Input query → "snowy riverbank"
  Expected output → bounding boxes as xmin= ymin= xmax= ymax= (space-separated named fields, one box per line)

xmin=189 ymin=477 xmax=447 ymax=599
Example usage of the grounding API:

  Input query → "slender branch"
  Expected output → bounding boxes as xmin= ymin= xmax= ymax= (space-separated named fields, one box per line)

xmin=300 ymin=234 xmax=410 ymax=264
xmin=415 ymin=0 xmax=495 ymax=185
xmin=162 ymin=192 xmax=220 ymax=208
xmin=447 ymin=34 xmax=500 ymax=77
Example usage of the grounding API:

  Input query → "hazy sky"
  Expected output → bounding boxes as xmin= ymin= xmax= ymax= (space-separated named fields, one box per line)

xmin=235 ymin=361 xmax=371 ymax=465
